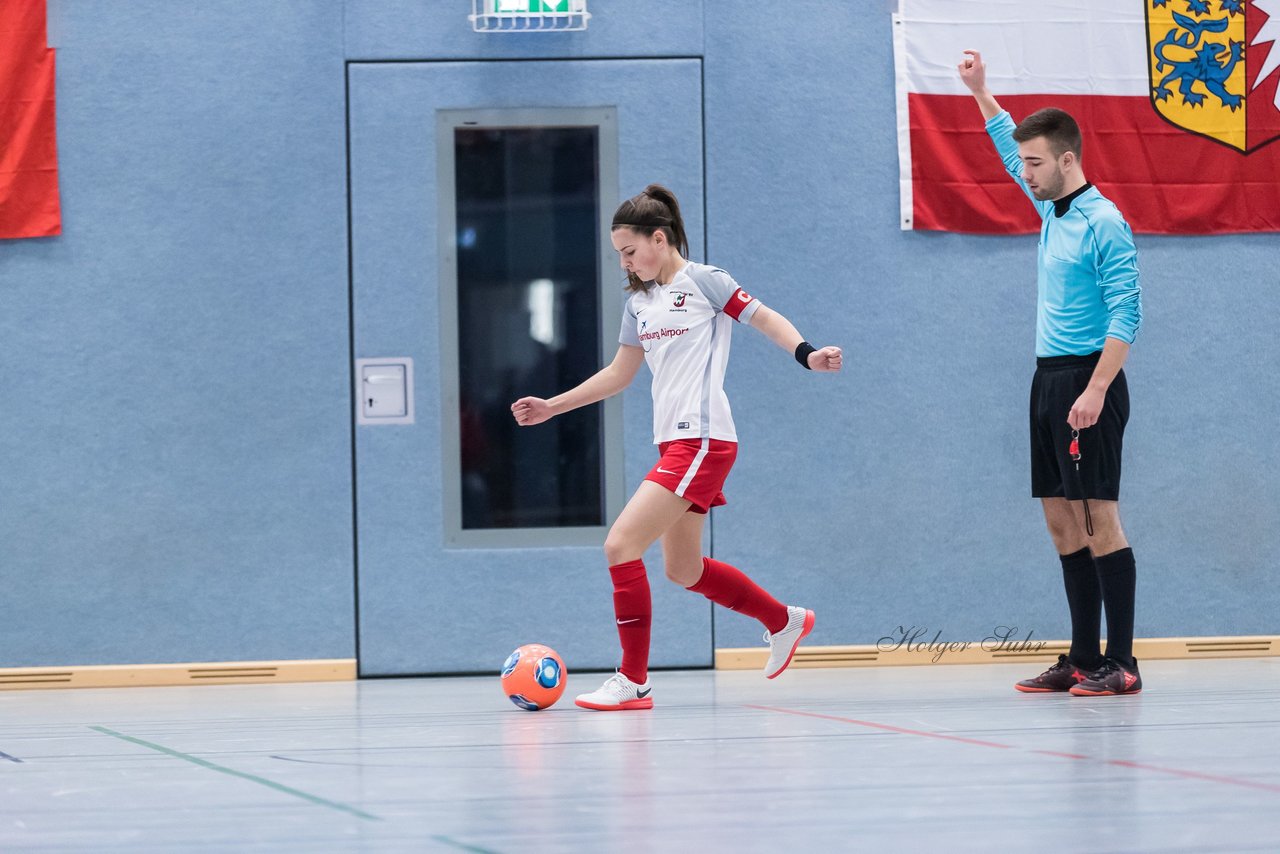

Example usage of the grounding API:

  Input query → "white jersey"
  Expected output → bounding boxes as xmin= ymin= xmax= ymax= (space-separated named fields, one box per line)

xmin=618 ymin=261 xmax=761 ymax=444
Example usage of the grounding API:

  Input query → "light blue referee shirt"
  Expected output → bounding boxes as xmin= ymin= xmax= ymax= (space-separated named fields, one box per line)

xmin=986 ymin=111 xmax=1142 ymax=358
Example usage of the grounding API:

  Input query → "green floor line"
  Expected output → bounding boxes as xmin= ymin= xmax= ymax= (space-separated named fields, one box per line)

xmin=89 ymin=725 xmax=380 ymax=822
xmin=431 ymin=835 xmax=501 ymax=854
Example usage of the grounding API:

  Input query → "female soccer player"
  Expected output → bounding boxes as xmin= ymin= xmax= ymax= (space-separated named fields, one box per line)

xmin=511 ymin=184 xmax=842 ymax=711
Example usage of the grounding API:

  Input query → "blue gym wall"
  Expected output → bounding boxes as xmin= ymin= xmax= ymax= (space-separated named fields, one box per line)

xmin=1 ymin=1 xmax=353 ymax=667
xmin=1 ymin=0 xmax=1274 ymax=670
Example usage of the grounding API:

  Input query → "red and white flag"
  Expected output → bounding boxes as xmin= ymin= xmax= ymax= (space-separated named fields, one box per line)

xmin=1 ymin=0 xmax=61 ymax=239
xmin=894 ymin=0 xmax=1280 ymax=234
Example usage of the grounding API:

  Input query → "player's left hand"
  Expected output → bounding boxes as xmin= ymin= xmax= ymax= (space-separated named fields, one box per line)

xmin=1068 ymin=387 xmax=1105 ymax=430
xmin=808 ymin=346 xmax=843 ymax=372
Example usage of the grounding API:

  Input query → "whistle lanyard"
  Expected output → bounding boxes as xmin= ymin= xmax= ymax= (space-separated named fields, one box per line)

xmin=1070 ymin=428 xmax=1094 ymax=537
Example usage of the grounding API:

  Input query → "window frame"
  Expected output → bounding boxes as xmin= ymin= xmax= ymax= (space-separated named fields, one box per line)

xmin=436 ymin=107 xmax=625 ymax=548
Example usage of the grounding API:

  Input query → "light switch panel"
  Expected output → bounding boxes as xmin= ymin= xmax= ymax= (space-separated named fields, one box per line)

xmin=356 ymin=358 xmax=414 ymax=425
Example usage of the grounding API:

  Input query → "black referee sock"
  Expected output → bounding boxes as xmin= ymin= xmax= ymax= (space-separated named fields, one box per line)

xmin=1095 ymin=547 xmax=1137 ymax=666
xmin=1060 ymin=547 xmax=1104 ymax=669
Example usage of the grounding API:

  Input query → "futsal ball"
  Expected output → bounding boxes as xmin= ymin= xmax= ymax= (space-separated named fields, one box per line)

xmin=500 ymin=644 xmax=567 ymax=711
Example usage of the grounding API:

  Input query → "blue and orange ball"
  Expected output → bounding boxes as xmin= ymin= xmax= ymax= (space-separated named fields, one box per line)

xmin=500 ymin=644 xmax=567 ymax=711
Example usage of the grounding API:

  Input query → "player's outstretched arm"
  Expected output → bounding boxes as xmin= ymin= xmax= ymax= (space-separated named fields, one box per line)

xmin=748 ymin=305 xmax=842 ymax=373
xmin=511 ymin=344 xmax=645 ymax=426
xmin=958 ymin=50 xmax=1002 ymax=121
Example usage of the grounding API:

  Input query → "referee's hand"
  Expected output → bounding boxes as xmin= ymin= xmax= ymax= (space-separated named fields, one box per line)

xmin=1068 ymin=388 xmax=1105 ymax=430
xmin=807 ymin=346 xmax=843 ymax=373
xmin=958 ymin=50 xmax=987 ymax=93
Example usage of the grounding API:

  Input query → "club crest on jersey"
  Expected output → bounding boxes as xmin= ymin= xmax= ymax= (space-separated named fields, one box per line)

xmin=671 ymin=291 xmax=689 ymax=308
xmin=1145 ymin=0 xmax=1280 ymax=153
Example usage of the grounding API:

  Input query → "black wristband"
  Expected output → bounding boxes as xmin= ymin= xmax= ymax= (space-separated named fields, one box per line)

xmin=794 ymin=341 xmax=817 ymax=369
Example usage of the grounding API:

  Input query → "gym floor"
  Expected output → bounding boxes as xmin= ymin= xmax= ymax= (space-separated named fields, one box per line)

xmin=3 ymin=658 xmax=1277 ymax=852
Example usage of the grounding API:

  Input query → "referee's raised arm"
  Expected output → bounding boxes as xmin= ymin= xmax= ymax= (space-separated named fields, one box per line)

xmin=959 ymin=49 xmax=1053 ymax=215
xmin=957 ymin=50 xmax=1002 ymax=120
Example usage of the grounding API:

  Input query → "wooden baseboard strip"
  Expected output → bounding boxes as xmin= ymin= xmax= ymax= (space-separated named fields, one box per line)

xmin=0 ymin=659 xmax=357 ymax=691
xmin=5 ymin=636 xmax=1270 ymax=690
xmin=716 ymin=636 xmax=1278 ymax=670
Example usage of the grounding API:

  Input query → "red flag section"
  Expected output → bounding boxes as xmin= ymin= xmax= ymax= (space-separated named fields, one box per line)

xmin=1 ymin=0 xmax=61 ymax=239
xmin=909 ymin=93 xmax=1280 ymax=236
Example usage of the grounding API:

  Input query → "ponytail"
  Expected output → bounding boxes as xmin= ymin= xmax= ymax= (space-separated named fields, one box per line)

xmin=611 ymin=184 xmax=689 ymax=292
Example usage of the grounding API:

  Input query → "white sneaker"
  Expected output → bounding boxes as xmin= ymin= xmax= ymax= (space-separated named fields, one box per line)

xmin=763 ymin=606 xmax=815 ymax=679
xmin=574 ymin=672 xmax=654 ymax=711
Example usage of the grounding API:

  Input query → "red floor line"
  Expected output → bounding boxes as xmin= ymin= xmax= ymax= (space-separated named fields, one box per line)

xmin=748 ymin=704 xmax=1280 ymax=794
xmin=1106 ymin=760 xmax=1280 ymax=794
xmin=743 ymin=705 xmax=1014 ymax=749
xmin=1030 ymin=749 xmax=1090 ymax=760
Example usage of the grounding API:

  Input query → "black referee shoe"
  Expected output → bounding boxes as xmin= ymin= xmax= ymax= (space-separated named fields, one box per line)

xmin=1070 ymin=657 xmax=1142 ymax=696
xmin=1014 ymin=654 xmax=1095 ymax=693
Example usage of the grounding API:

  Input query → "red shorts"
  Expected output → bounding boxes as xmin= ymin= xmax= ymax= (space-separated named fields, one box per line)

xmin=644 ymin=439 xmax=738 ymax=514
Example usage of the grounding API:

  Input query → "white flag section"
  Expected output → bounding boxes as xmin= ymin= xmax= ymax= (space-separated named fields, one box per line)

xmin=896 ymin=0 xmax=1149 ymax=97
xmin=893 ymin=0 xmax=1280 ymax=234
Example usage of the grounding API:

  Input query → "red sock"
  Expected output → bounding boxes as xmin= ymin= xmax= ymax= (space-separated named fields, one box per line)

xmin=610 ymin=559 xmax=651 ymax=684
xmin=688 ymin=557 xmax=789 ymax=633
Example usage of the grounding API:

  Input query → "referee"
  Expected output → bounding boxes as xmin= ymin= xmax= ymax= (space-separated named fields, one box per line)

xmin=959 ymin=50 xmax=1144 ymax=696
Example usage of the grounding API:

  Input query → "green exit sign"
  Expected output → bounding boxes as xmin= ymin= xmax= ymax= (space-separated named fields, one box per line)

xmin=472 ymin=0 xmax=589 ymax=32
xmin=492 ymin=0 xmax=571 ymax=12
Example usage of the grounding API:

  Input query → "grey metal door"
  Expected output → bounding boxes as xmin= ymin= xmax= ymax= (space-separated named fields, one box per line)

xmin=349 ymin=59 xmax=707 ymax=675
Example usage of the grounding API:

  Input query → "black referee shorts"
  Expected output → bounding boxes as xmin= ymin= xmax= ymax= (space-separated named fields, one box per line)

xmin=1030 ymin=352 xmax=1129 ymax=501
